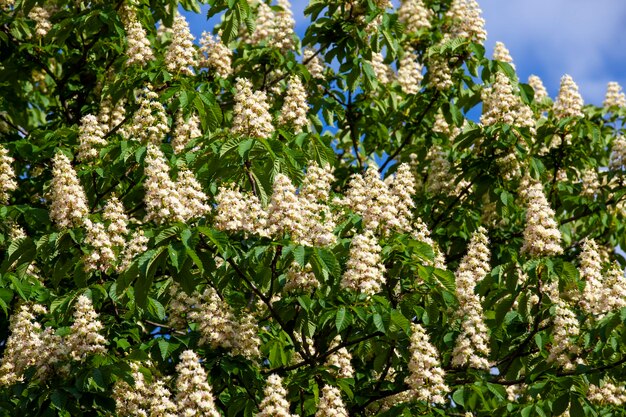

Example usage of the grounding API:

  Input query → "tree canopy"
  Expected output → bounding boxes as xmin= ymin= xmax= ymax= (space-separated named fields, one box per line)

xmin=2 ymin=0 xmax=626 ymax=416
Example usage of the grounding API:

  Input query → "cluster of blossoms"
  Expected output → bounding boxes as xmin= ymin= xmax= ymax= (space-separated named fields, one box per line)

xmin=143 ymin=144 xmax=209 ymax=224
xmin=114 ymin=350 xmax=221 ymax=417
xmin=28 ymin=6 xmax=52 ymax=37
xmin=368 ymin=52 xmax=392 ymax=85
xmin=49 ymin=152 xmax=89 ymax=229
xmin=249 ymin=0 xmax=295 ymax=52
xmin=520 ymin=177 xmax=563 ymax=257
xmin=278 ymin=76 xmax=309 ymax=133
xmin=492 ymin=41 xmax=515 ymax=69
xmin=325 ymin=336 xmax=355 ymax=379
xmin=77 ymin=114 xmax=107 ymax=161
xmin=398 ymin=0 xmax=432 ymax=33
xmin=432 ymin=111 xmax=462 ymax=139
xmin=451 ymin=227 xmax=491 ymax=369
xmin=284 ymin=262 xmax=319 ymax=293
xmin=445 ymin=0 xmax=487 ymax=43
xmin=231 ymin=78 xmax=275 ymax=139
xmin=343 ymin=164 xmax=415 ymax=233
xmin=198 ymin=32 xmax=232 ymax=79
xmin=553 ymin=74 xmax=584 ymax=119
xmin=172 ymin=111 xmax=202 ymax=154
xmin=98 ymin=95 xmax=127 ymax=134
xmin=256 ymin=374 xmax=296 ymax=417
xmin=581 ymin=168 xmax=600 ymax=198
xmin=405 ymin=323 xmax=449 ymax=404
xmin=128 ymin=84 xmax=170 ymax=144
xmin=609 ymin=136 xmax=626 ymax=170
xmin=397 ymin=49 xmax=423 ymax=95
xmin=0 ymin=297 xmax=107 ymax=386
xmin=168 ymin=285 xmax=260 ymax=360
xmin=0 ymin=144 xmax=16 ymax=204
xmin=427 ymin=55 xmax=454 ymax=91
xmin=341 ymin=230 xmax=386 ymax=296
xmin=480 ymin=72 xmax=535 ymax=133
xmin=214 ymin=185 xmax=269 ymax=235
xmin=216 ymin=163 xmax=336 ymax=246
xmin=315 ymin=385 xmax=349 ymax=417
xmin=588 ymin=381 xmax=626 ymax=406
xmin=578 ymin=238 xmax=626 ymax=316
xmin=425 ymin=146 xmax=457 ymax=195
xmin=603 ymin=81 xmax=626 ymax=109
xmin=527 ymin=75 xmax=549 ymax=102
xmin=121 ymin=5 xmax=154 ymax=66
xmin=165 ymin=13 xmax=197 ymax=75
xmin=82 ymin=196 xmax=132 ymax=272
xmin=303 ymin=49 xmax=325 ymax=79
xmin=547 ymin=299 xmax=581 ymax=370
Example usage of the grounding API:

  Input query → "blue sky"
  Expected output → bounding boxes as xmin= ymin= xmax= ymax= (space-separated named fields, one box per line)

xmin=185 ymin=1 xmax=626 ymax=106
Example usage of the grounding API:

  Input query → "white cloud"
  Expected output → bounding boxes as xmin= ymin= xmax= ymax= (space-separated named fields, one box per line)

xmin=480 ymin=0 xmax=626 ymax=104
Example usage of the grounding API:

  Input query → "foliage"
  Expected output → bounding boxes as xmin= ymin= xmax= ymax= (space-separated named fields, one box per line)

xmin=1 ymin=0 xmax=626 ymax=416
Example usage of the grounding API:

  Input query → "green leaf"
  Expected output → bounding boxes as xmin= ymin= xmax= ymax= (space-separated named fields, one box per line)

xmin=335 ymin=306 xmax=352 ymax=332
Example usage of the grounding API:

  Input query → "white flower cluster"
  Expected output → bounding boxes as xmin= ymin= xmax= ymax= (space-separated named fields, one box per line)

xmin=492 ymin=41 xmax=515 ymax=70
xmin=368 ymin=52 xmax=392 ymax=85
xmin=397 ymin=49 xmax=423 ymax=95
xmin=603 ymin=81 xmax=626 ymax=109
xmin=117 ymin=229 xmax=149 ymax=272
xmin=451 ymin=227 xmax=491 ymax=369
xmin=344 ymin=164 xmax=415 ymax=233
xmin=1 ymin=0 xmax=14 ymax=11
xmin=406 ymin=323 xmax=448 ymax=404
xmin=580 ymin=169 xmax=600 ymax=198
xmin=121 ymin=5 xmax=154 ymax=66
xmin=104 ymin=196 xmax=130 ymax=247
xmin=428 ymin=54 xmax=454 ymax=91
xmin=445 ymin=0 xmax=487 ymax=43
xmin=325 ymin=335 xmax=354 ymax=379
xmin=256 ymin=374 xmax=296 ymax=417
xmin=176 ymin=350 xmax=221 ymax=417
xmin=432 ymin=111 xmax=461 ymax=140
xmin=588 ymin=381 xmax=626 ymax=406
xmin=143 ymin=144 xmax=209 ymax=224
xmin=199 ymin=32 xmax=233 ymax=78
xmin=171 ymin=287 xmax=261 ymax=360
xmin=0 ymin=298 xmax=107 ymax=387
xmin=29 ymin=6 xmax=52 ymax=37
xmin=547 ymin=300 xmax=581 ymax=370
xmin=83 ymin=219 xmax=116 ymax=272
xmin=128 ymin=85 xmax=170 ymax=145
xmin=77 ymin=114 xmax=107 ymax=161
xmin=425 ymin=145 xmax=455 ymax=195
xmin=0 ymin=144 xmax=16 ymax=204
xmin=284 ymin=262 xmax=319 ymax=293
xmin=481 ymin=72 xmax=535 ymax=133
xmin=49 ymin=153 xmax=89 ymax=229
xmin=399 ymin=0 xmax=432 ymax=33
xmin=214 ymin=185 xmax=269 ymax=235
xmin=553 ymin=75 xmax=584 ymax=119
xmin=527 ymin=75 xmax=549 ymax=102
xmin=609 ymin=136 xmax=626 ymax=170
xmin=165 ymin=13 xmax=197 ymax=76
xmin=66 ymin=295 xmax=107 ymax=361
xmin=603 ymin=263 xmax=626 ymax=312
xmin=249 ymin=1 xmax=295 ymax=51
xmin=98 ymin=96 xmax=127 ymax=135
xmin=303 ymin=49 xmax=325 ymax=80
xmin=172 ymin=111 xmax=202 ymax=154
xmin=520 ymin=179 xmax=563 ymax=257
xmin=231 ymin=77 xmax=275 ymax=139
xmin=278 ymin=75 xmax=309 ymax=133
xmin=496 ymin=151 xmax=522 ymax=181
xmin=341 ymin=230 xmax=386 ymax=296
xmin=578 ymin=239 xmax=605 ymax=315
xmin=315 ymin=385 xmax=349 ymax=417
